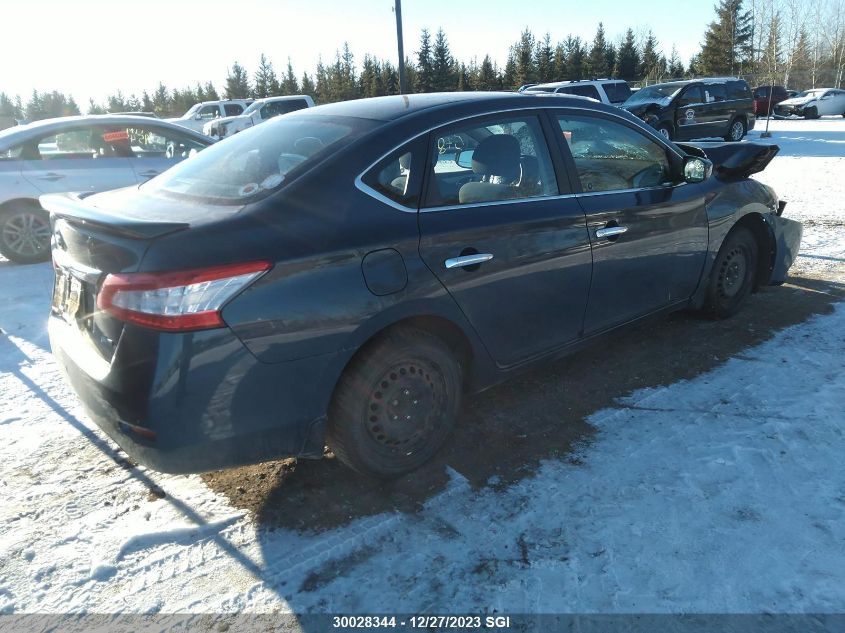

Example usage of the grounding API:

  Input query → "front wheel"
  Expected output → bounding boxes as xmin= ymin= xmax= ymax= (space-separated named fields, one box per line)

xmin=0 ymin=205 xmax=52 ymax=264
xmin=703 ymin=227 xmax=758 ymax=319
xmin=804 ymin=106 xmax=819 ymax=119
xmin=327 ymin=327 xmax=462 ymax=479
xmin=656 ymin=123 xmax=673 ymax=141
xmin=725 ymin=118 xmax=746 ymax=142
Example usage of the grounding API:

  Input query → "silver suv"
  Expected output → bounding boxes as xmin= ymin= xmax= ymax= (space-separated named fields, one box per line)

xmin=524 ymin=79 xmax=632 ymax=106
xmin=0 ymin=115 xmax=211 ymax=263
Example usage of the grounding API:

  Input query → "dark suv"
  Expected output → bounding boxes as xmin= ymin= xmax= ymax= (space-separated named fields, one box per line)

xmin=753 ymin=85 xmax=789 ymax=117
xmin=622 ymin=78 xmax=755 ymax=142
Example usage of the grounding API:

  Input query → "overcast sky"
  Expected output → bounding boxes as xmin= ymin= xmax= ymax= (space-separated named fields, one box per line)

xmin=3 ymin=0 xmax=717 ymax=108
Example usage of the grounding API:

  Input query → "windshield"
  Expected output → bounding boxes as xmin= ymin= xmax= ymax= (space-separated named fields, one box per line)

xmin=797 ymin=89 xmax=825 ymax=99
xmin=624 ymin=83 xmax=686 ymax=105
xmin=242 ymin=101 xmax=262 ymax=115
xmin=142 ymin=113 xmax=376 ymax=204
xmin=183 ymin=104 xmax=201 ymax=117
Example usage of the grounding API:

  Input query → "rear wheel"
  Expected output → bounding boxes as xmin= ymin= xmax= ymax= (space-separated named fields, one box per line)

xmin=327 ymin=327 xmax=462 ymax=479
xmin=703 ymin=227 xmax=758 ymax=319
xmin=725 ymin=118 xmax=746 ymax=142
xmin=0 ymin=204 xmax=52 ymax=264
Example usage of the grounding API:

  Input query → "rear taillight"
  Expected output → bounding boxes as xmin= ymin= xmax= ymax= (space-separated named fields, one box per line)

xmin=97 ymin=261 xmax=271 ymax=332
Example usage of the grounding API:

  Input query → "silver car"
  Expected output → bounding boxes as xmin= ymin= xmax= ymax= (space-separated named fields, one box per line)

xmin=0 ymin=115 xmax=211 ymax=263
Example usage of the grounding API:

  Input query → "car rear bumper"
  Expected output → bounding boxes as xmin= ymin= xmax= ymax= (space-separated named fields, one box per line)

xmin=49 ymin=316 xmax=335 ymax=473
xmin=769 ymin=213 xmax=802 ymax=285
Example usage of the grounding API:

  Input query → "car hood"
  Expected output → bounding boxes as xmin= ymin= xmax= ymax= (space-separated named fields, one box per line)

xmin=778 ymin=95 xmax=817 ymax=106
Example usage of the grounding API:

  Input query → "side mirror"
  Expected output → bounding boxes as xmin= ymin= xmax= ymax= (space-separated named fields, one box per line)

xmin=683 ymin=156 xmax=712 ymax=183
xmin=455 ymin=149 xmax=474 ymax=169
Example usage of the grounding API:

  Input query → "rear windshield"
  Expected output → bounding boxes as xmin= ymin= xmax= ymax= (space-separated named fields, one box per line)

xmin=143 ymin=113 xmax=376 ymax=204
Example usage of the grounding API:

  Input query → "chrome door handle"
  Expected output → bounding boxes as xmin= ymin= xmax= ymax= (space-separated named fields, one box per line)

xmin=595 ymin=225 xmax=628 ymax=239
xmin=37 ymin=172 xmax=65 ymax=181
xmin=138 ymin=170 xmax=159 ymax=178
xmin=445 ymin=253 xmax=494 ymax=269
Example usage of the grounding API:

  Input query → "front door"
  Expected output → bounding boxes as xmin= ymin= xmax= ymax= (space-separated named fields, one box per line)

xmin=673 ymin=84 xmax=712 ymax=140
xmin=20 ymin=125 xmax=138 ymax=196
xmin=418 ymin=113 xmax=592 ymax=367
xmin=554 ymin=112 xmax=709 ymax=335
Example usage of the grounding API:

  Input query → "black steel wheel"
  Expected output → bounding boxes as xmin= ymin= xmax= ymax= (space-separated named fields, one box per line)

xmin=704 ymin=227 xmax=759 ymax=319
xmin=0 ymin=205 xmax=52 ymax=264
xmin=327 ymin=327 xmax=462 ymax=479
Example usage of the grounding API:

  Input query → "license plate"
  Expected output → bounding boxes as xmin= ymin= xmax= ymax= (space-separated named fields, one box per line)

xmin=52 ymin=269 xmax=82 ymax=321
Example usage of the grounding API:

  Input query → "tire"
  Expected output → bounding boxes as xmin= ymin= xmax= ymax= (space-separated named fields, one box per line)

xmin=0 ymin=204 xmax=52 ymax=264
xmin=804 ymin=106 xmax=819 ymax=119
xmin=703 ymin=227 xmax=759 ymax=319
xmin=327 ymin=327 xmax=462 ymax=479
xmin=656 ymin=124 xmax=673 ymax=141
xmin=725 ymin=118 xmax=746 ymax=142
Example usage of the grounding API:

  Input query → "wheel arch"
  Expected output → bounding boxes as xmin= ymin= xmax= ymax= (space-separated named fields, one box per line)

xmin=0 ymin=197 xmax=43 ymax=217
xmin=732 ymin=212 xmax=777 ymax=288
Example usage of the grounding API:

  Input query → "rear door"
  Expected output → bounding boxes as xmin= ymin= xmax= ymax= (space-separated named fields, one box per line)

xmin=20 ymin=125 xmax=138 ymax=196
xmin=417 ymin=111 xmax=592 ymax=367
xmin=553 ymin=111 xmax=708 ymax=334
xmin=702 ymin=82 xmax=731 ymax=137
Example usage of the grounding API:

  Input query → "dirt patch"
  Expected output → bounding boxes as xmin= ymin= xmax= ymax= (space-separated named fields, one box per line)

xmin=202 ymin=274 xmax=845 ymax=532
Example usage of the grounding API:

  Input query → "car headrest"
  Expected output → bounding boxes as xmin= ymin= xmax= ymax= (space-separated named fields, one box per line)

xmin=472 ymin=134 xmax=520 ymax=181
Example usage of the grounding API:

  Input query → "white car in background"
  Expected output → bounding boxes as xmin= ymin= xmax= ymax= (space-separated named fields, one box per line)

xmin=167 ymin=99 xmax=254 ymax=133
xmin=203 ymin=95 xmax=314 ymax=139
xmin=774 ymin=88 xmax=845 ymax=119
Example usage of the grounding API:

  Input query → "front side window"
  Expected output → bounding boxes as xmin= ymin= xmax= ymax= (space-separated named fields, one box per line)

xmin=425 ymin=115 xmax=557 ymax=207
xmin=557 ymin=114 xmax=672 ymax=193
xmin=677 ymin=85 xmax=704 ymax=106
xmin=361 ymin=142 xmax=420 ymax=208
xmin=125 ymin=126 xmax=207 ymax=159
xmin=143 ymin=113 xmax=375 ymax=204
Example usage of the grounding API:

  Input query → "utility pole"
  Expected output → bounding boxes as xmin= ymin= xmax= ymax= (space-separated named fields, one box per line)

xmin=395 ymin=0 xmax=408 ymax=94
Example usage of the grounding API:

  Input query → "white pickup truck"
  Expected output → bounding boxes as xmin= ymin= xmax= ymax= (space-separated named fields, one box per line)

xmin=167 ymin=99 xmax=254 ymax=133
xmin=202 ymin=95 xmax=314 ymax=139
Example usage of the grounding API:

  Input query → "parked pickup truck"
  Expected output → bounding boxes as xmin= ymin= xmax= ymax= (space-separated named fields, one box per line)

xmin=203 ymin=95 xmax=314 ymax=139
xmin=167 ymin=99 xmax=254 ymax=133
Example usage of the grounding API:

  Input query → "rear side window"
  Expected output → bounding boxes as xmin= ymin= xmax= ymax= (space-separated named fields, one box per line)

xmin=704 ymin=83 xmax=727 ymax=102
xmin=727 ymin=81 xmax=751 ymax=100
xmin=602 ymin=82 xmax=631 ymax=103
xmin=558 ymin=85 xmax=602 ymax=101
xmin=224 ymin=104 xmax=244 ymax=116
xmin=262 ymin=99 xmax=309 ymax=119
xmin=360 ymin=140 xmax=423 ymax=209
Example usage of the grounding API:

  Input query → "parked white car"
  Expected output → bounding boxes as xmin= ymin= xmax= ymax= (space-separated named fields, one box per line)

xmin=202 ymin=95 xmax=314 ymax=139
xmin=167 ymin=99 xmax=254 ymax=133
xmin=523 ymin=79 xmax=632 ymax=106
xmin=774 ymin=88 xmax=845 ymax=119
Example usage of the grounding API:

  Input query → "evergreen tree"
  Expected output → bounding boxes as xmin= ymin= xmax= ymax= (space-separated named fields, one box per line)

xmin=565 ymin=35 xmax=586 ymax=80
xmin=253 ymin=53 xmax=278 ymax=98
xmin=617 ymin=28 xmax=640 ymax=80
xmin=204 ymin=81 xmax=219 ymax=100
xmin=639 ymin=31 xmax=661 ymax=81
xmin=0 ymin=93 xmax=21 ymax=120
xmin=432 ymin=28 xmax=456 ymax=91
xmin=476 ymin=54 xmax=498 ymax=90
xmin=282 ymin=59 xmax=299 ymax=94
xmin=224 ymin=61 xmax=251 ymax=99
xmin=301 ymin=72 xmax=316 ymax=97
xmin=456 ymin=62 xmax=470 ymax=91
xmin=667 ymin=46 xmax=685 ymax=78
xmin=698 ymin=0 xmax=754 ymax=75
xmin=605 ymin=43 xmax=617 ymax=78
xmin=141 ymin=91 xmax=155 ymax=113
xmin=382 ymin=61 xmax=400 ymax=95
xmin=416 ymin=29 xmax=434 ymax=92
xmin=513 ymin=28 xmax=536 ymax=87
xmin=152 ymin=82 xmax=170 ymax=116
xmin=502 ymin=52 xmax=518 ymax=89
xmin=107 ymin=90 xmax=129 ymax=112
xmin=87 ymin=98 xmax=106 ymax=115
xmin=553 ymin=42 xmax=567 ymax=80
xmin=586 ymin=23 xmax=609 ymax=78
xmin=536 ymin=33 xmax=555 ymax=83
xmin=360 ymin=54 xmax=379 ymax=97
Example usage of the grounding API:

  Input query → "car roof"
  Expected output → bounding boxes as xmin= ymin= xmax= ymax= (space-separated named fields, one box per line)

xmin=531 ymin=79 xmax=626 ymax=89
xmin=298 ymin=91 xmax=595 ymax=122
xmin=0 ymin=114 xmax=211 ymax=149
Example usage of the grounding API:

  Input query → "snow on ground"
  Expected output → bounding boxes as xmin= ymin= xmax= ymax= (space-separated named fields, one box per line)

xmin=0 ymin=119 xmax=844 ymax=621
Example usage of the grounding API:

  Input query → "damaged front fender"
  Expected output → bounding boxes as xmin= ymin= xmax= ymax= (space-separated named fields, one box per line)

xmin=768 ymin=211 xmax=803 ymax=285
